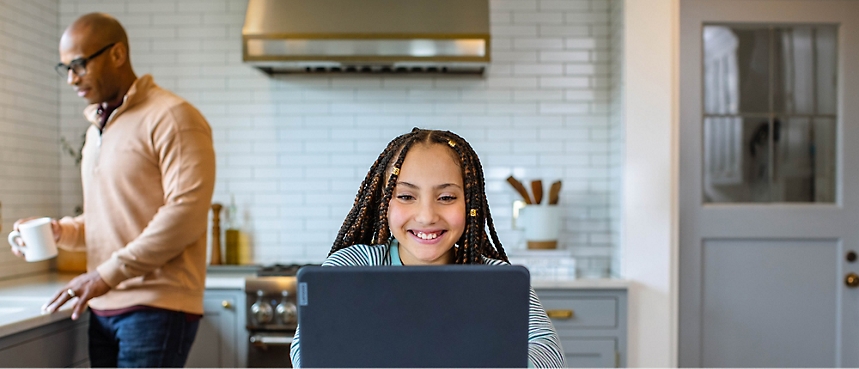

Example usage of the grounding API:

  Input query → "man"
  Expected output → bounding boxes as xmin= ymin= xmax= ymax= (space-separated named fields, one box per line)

xmin=10 ymin=13 xmax=215 ymax=367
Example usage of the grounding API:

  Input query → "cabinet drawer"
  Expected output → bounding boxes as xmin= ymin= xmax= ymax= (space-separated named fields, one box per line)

xmin=563 ymin=339 xmax=617 ymax=368
xmin=0 ymin=318 xmax=89 ymax=367
xmin=539 ymin=296 xmax=617 ymax=329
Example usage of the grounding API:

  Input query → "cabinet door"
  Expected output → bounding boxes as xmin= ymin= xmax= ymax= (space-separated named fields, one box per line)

xmin=563 ymin=338 xmax=617 ymax=368
xmin=0 ymin=317 xmax=89 ymax=367
xmin=186 ymin=292 xmax=239 ymax=368
xmin=539 ymin=295 xmax=619 ymax=331
xmin=534 ymin=289 xmax=627 ymax=368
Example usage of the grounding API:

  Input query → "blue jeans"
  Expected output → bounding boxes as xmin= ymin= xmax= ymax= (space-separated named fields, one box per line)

xmin=88 ymin=309 xmax=200 ymax=368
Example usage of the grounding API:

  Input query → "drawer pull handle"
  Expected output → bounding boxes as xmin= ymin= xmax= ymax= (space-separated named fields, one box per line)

xmin=547 ymin=309 xmax=574 ymax=319
xmin=222 ymin=300 xmax=232 ymax=309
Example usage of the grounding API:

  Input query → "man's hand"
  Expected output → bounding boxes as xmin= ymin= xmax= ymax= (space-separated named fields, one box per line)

xmin=10 ymin=218 xmax=61 ymax=257
xmin=43 ymin=271 xmax=111 ymax=320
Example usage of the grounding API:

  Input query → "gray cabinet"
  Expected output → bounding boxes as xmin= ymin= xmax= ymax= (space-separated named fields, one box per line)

xmin=0 ymin=316 xmax=89 ymax=367
xmin=535 ymin=289 xmax=628 ymax=368
xmin=186 ymin=289 xmax=247 ymax=368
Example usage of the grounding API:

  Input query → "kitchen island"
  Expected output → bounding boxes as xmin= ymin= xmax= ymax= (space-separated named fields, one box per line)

xmin=0 ymin=269 xmax=257 ymax=368
xmin=0 ymin=273 xmax=77 ymax=338
xmin=0 ymin=273 xmax=88 ymax=367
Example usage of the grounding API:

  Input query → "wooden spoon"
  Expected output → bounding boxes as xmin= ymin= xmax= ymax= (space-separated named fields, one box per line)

xmin=548 ymin=181 xmax=562 ymax=205
xmin=531 ymin=180 xmax=543 ymax=205
xmin=506 ymin=176 xmax=532 ymax=204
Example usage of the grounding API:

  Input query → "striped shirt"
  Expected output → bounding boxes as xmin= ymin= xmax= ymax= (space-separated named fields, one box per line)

xmin=289 ymin=242 xmax=566 ymax=368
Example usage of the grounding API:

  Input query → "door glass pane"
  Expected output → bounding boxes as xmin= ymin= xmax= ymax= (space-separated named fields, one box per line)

xmin=815 ymin=27 xmax=838 ymax=115
xmin=704 ymin=26 xmax=770 ymax=115
xmin=772 ymin=117 xmax=836 ymax=202
xmin=773 ymin=27 xmax=811 ymax=114
xmin=773 ymin=26 xmax=839 ymax=115
xmin=703 ymin=24 xmax=837 ymax=203
xmin=704 ymin=117 xmax=772 ymax=203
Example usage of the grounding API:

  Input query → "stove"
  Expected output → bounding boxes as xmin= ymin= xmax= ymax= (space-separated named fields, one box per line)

xmin=256 ymin=263 xmax=312 ymax=277
xmin=244 ymin=264 xmax=317 ymax=367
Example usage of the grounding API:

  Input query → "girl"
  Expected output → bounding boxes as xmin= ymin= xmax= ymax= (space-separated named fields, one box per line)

xmin=290 ymin=128 xmax=565 ymax=368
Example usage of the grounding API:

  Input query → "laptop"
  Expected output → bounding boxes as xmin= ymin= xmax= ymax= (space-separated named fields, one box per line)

xmin=296 ymin=265 xmax=530 ymax=368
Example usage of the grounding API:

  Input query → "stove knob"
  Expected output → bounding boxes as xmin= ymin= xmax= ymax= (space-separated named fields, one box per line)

xmin=251 ymin=290 xmax=273 ymax=324
xmin=276 ymin=290 xmax=297 ymax=325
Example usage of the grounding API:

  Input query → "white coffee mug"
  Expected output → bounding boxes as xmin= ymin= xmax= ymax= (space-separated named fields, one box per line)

xmin=7 ymin=217 xmax=58 ymax=262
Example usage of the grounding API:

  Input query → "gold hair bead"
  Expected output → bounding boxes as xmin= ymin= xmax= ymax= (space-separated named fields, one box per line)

xmin=448 ymin=140 xmax=456 ymax=147
xmin=391 ymin=167 xmax=400 ymax=175
xmin=470 ymin=209 xmax=477 ymax=217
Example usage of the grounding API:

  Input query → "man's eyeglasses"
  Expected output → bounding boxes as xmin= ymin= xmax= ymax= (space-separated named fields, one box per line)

xmin=55 ymin=43 xmax=116 ymax=78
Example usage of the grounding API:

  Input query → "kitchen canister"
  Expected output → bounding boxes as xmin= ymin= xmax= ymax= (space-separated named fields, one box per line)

xmin=519 ymin=204 xmax=561 ymax=249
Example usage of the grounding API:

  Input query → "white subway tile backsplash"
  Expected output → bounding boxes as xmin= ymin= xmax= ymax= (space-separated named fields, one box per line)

xmin=539 ymin=25 xmax=590 ymax=37
xmin=0 ymin=0 xmax=59 ymax=278
xmin=486 ymin=102 xmax=539 ymax=114
xmin=491 ymin=0 xmax=538 ymax=11
xmin=355 ymin=89 xmax=409 ymax=101
xmin=278 ymin=103 xmax=329 ymax=114
xmin=539 ymin=0 xmax=590 ymax=11
xmin=490 ymin=11 xmax=512 ymax=24
xmin=202 ymin=13 xmax=244 ymax=26
xmin=565 ymin=12 xmax=611 ymax=24
xmin=564 ymin=63 xmax=608 ymax=76
xmin=493 ymin=51 xmax=539 ymax=63
xmin=177 ymin=0 xmax=227 ymax=13
xmin=513 ymin=141 xmax=564 ymax=153
xmin=48 ymin=0 xmax=620 ymax=272
xmin=539 ymin=76 xmax=590 ymax=88
xmin=380 ymin=77 xmax=434 ymax=88
xmin=564 ymin=90 xmax=605 ymax=101
xmin=513 ymin=63 xmax=564 ymax=75
xmin=539 ymin=51 xmax=590 ymax=62
xmin=511 ymin=116 xmax=562 ymax=128
xmin=540 ymin=102 xmax=590 ymax=114
xmin=513 ymin=37 xmax=564 ymax=50
xmin=513 ymin=12 xmax=564 ymax=24
xmin=330 ymin=103 xmax=386 ymax=115
xmin=127 ymin=0 xmax=175 ymax=13
xmin=492 ymin=25 xmax=540 ymax=37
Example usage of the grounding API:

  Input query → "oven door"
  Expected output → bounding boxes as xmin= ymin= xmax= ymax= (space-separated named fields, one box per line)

xmin=247 ymin=332 xmax=295 ymax=368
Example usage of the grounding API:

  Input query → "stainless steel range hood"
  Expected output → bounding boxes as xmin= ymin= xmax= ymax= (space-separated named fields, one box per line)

xmin=242 ymin=0 xmax=490 ymax=75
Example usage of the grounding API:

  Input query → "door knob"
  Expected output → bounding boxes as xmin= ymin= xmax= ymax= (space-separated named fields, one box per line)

xmin=846 ymin=273 xmax=859 ymax=288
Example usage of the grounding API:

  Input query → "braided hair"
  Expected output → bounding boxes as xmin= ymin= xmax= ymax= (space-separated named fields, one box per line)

xmin=330 ymin=128 xmax=508 ymax=264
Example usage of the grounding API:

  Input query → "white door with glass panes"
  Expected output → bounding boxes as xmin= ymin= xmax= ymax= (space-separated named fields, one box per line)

xmin=679 ymin=0 xmax=859 ymax=367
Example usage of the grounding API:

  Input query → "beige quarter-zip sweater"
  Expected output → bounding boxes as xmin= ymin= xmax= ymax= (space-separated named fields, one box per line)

xmin=57 ymin=75 xmax=216 ymax=314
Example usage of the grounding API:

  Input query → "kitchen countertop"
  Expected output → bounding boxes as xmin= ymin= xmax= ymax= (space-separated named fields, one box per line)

xmin=205 ymin=264 xmax=258 ymax=289
xmin=531 ymin=278 xmax=630 ymax=289
xmin=0 ymin=269 xmax=629 ymax=339
xmin=204 ymin=265 xmax=631 ymax=290
xmin=205 ymin=275 xmax=631 ymax=290
xmin=0 ymin=273 xmax=77 ymax=338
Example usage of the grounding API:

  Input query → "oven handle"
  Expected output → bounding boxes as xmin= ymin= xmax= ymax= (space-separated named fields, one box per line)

xmin=250 ymin=333 xmax=294 ymax=346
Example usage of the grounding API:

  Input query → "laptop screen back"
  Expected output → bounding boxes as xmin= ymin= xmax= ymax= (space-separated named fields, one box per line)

xmin=296 ymin=265 xmax=530 ymax=368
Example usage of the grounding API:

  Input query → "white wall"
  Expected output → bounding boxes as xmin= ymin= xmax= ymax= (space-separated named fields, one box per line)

xmin=621 ymin=0 xmax=679 ymax=367
xmin=0 ymin=0 xmax=60 ymax=279
xmin=58 ymin=0 xmax=621 ymax=275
